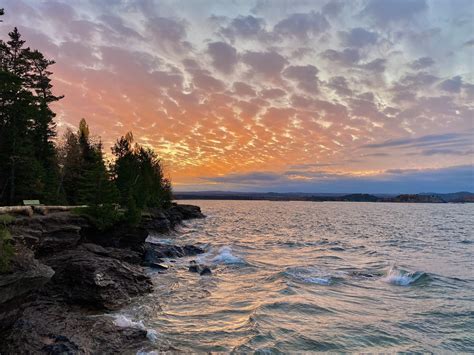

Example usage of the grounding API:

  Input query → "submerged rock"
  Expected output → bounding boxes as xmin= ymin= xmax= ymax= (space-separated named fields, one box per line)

xmin=188 ymin=261 xmax=212 ymax=276
xmin=199 ymin=267 xmax=212 ymax=276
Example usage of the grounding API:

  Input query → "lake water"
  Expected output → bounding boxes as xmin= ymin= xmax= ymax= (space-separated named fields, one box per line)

xmin=120 ymin=201 xmax=474 ymax=352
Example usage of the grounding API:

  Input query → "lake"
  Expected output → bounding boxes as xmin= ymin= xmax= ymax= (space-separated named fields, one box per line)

xmin=120 ymin=200 xmax=474 ymax=352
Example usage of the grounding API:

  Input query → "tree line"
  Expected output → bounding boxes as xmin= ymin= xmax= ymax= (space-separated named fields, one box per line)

xmin=0 ymin=9 xmax=172 ymax=219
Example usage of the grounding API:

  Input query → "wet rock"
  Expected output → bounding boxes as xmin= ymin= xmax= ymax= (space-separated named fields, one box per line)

xmin=188 ymin=261 xmax=211 ymax=276
xmin=145 ymin=243 xmax=205 ymax=263
xmin=188 ymin=264 xmax=200 ymax=273
xmin=0 ymin=301 xmax=153 ymax=354
xmin=199 ymin=267 xmax=212 ymax=276
xmin=44 ymin=248 xmax=153 ymax=310
xmin=150 ymin=263 xmax=169 ymax=270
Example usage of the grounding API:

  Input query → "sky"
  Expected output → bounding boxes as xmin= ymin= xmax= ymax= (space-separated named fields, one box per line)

xmin=1 ymin=0 xmax=473 ymax=193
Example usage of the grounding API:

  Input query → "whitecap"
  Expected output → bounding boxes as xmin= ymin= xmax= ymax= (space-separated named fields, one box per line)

xmin=381 ymin=267 xmax=425 ymax=286
xmin=114 ymin=314 xmax=145 ymax=329
xmin=211 ymin=246 xmax=245 ymax=265
xmin=284 ymin=266 xmax=335 ymax=286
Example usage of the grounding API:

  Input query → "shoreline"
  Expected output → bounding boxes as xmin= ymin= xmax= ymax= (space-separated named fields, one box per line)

xmin=0 ymin=203 xmax=206 ymax=354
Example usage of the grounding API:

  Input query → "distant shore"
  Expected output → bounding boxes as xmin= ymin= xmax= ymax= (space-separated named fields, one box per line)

xmin=174 ymin=191 xmax=474 ymax=203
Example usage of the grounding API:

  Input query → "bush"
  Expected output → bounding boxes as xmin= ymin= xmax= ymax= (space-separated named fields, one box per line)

xmin=0 ymin=215 xmax=15 ymax=273
xmin=74 ymin=204 xmax=123 ymax=231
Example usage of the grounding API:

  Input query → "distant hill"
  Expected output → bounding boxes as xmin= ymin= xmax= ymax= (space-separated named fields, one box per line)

xmin=420 ymin=191 xmax=474 ymax=203
xmin=174 ymin=191 xmax=473 ymax=203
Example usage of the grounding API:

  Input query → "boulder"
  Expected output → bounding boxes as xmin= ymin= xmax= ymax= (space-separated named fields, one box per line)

xmin=44 ymin=248 xmax=153 ymax=310
xmin=0 ymin=246 xmax=54 ymax=331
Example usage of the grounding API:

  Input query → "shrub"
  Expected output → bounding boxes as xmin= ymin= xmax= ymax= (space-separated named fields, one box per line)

xmin=74 ymin=204 xmax=123 ymax=231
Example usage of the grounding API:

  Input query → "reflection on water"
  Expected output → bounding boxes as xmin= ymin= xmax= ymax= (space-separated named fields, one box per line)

xmin=122 ymin=201 xmax=474 ymax=352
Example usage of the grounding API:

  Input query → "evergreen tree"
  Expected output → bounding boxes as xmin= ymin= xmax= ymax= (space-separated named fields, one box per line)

xmin=112 ymin=132 xmax=172 ymax=214
xmin=59 ymin=119 xmax=117 ymax=206
xmin=0 ymin=23 xmax=62 ymax=204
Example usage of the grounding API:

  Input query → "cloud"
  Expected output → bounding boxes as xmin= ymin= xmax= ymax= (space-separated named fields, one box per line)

xmin=233 ymin=82 xmax=256 ymax=97
xmin=242 ymin=50 xmax=287 ymax=78
xmin=321 ymin=48 xmax=360 ymax=66
xmin=273 ymin=11 xmax=329 ymax=40
xmin=203 ymin=171 xmax=281 ymax=184
xmin=220 ymin=15 xmax=266 ymax=41
xmin=339 ymin=27 xmax=378 ymax=47
xmin=322 ymin=0 xmax=345 ymax=17
xmin=327 ymin=76 xmax=352 ymax=96
xmin=362 ymin=0 xmax=428 ymax=24
xmin=409 ymin=56 xmax=435 ymax=70
xmin=283 ymin=64 xmax=319 ymax=92
xmin=207 ymin=41 xmax=238 ymax=74
xmin=147 ymin=16 xmax=188 ymax=53
xmin=439 ymin=76 xmax=463 ymax=93
xmin=364 ymin=132 xmax=471 ymax=149
xmin=359 ymin=58 xmax=386 ymax=72
xmin=200 ymin=165 xmax=474 ymax=193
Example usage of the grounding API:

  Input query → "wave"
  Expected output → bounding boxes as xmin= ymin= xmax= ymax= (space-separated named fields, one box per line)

xmin=211 ymin=246 xmax=246 ymax=265
xmin=381 ymin=267 xmax=428 ymax=286
xmin=113 ymin=315 xmax=158 ymax=342
xmin=284 ymin=266 xmax=340 ymax=286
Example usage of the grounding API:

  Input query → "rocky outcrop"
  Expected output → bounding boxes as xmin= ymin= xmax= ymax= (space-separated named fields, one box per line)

xmin=145 ymin=242 xmax=205 ymax=264
xmin=0 ymin=203 xmax=206 ymax=354
xmin=0 ymin=246 xmax=54 ymax=331
xmin=44 ymin=247 xmax=153 ymax=310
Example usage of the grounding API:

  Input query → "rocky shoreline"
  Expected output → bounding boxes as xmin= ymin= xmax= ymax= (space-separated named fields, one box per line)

xmin=0 ymin=204 xmax=206 ymax=354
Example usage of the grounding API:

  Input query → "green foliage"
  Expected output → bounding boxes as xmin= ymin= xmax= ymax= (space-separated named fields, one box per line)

xmin=112 ymin=132 xmax=172 ymax=214
xmin=0 ymin=214 xmax=14 ymax=273
xmin=74 ymin=204 xmax=123 ymax=231
xmin=0 ymin=26 xmax=62 ymax=205
xmin=0 ymin=23 xmax=173 ymax=211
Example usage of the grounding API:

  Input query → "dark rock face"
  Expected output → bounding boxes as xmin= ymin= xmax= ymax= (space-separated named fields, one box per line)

xmin=165 ymin=204 xmax=205 ymax=226
xmin=9 ymin=212 xmax=88 ymax=256
xmin=44 ymin=248 xmax=153 ymax=310
xmin=0 ymin=203 xmax=206 ymax=354
xmin=1 ymin=301 xmax=154 ymax=354
xmin=145 ymin=243 xmax=205 ymax=264
xmin=0 ymin=246 xmax=54 ymax=331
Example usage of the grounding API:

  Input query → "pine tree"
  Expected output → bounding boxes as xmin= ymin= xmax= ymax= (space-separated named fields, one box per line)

xmin=0 ymin=24 xmax=62 ymax=204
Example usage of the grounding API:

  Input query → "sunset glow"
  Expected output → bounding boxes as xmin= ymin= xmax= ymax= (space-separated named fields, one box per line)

xmin=2 ymin=0 xmax=473 ymax=192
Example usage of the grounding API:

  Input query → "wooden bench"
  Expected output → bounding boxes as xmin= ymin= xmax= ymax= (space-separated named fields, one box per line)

xmin=23 ymin=200 xmax=42 ymax=206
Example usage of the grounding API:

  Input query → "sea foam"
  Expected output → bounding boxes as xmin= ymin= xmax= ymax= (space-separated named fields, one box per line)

xmin=211 ymin=246 xmax=245 ymax=265
xmin=382 ymin=267 xmax=425 ymax=286
xmin=113 ymin=315 xmax=158 ymax=342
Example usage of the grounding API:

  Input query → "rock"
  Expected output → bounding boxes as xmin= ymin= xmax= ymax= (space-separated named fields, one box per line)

xmin=79 ymin=243 xmax=143 ymax=265
xmin=44 ymin=248 xmax=153 ymax=310
xmin=150 ymin=263 xmax=169 ymax=270
xmin=164 ymin=204 xmax=205 ymax=227
xmin=145 ymin=243 xmax=205 ymax=263
xmin=199 ymin=267 xmax=212 ymax=276
xmin=9 ymin=212 xmax=88 ymax=256
xmin=0 ymin=301 xmax=155 ymax=354
xmin=0 ymin=246 xmax=54 ymax=331
xmin=188 ymin=261 xmax=211 ymax=276
xmin=82 ymin=223 xmax=149 ymax=253
xmin=188 ymin=264 xmax=200 ymax=273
